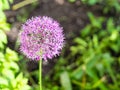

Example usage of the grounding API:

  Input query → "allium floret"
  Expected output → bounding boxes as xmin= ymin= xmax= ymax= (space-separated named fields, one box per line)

xmin=20 ymin=16 xmax=64 ymax=60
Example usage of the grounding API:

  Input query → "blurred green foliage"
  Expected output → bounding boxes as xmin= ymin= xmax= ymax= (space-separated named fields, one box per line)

xmin=0 ymin=0 xmax=13 ymax=31
xmin=68 ymin=0 xmax=76 ymax=3
xmin=70 ymin=13 xmax=120 ymax=89
xmin=0 ymin=0 xmax=13 ymax=10
xmin=0 ymin=30 xmax=31 ymax=90
xmin=0 ymin=0 xmax=31 ymax=90
xmin=42 ymin=13 xmax=120 ymax=90
xmin=82 ymin=0 xmax=120 ymax=13
xmin=68 ymin=0 xmax=120 ymax=14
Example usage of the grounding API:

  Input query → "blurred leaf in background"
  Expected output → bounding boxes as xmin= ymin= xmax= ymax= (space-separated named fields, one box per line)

xmin=60 ymin=71 xmax=72 ymax=90
xmin=0 ymin=0 xmax=12 ymax=31
xmin=70 ymin=0 xmax=120 ymax=14
xmin=43 ymin=12 xmax=120 ymax=90
xmin=70 ymin=13 xmax=120 ymax=90
xmin=0 ymin=0 xmax=32 ymax=90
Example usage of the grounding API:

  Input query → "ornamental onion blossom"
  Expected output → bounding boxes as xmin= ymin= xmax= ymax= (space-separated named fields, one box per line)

xmin=19 ymin=16 xmax=64 ymax=60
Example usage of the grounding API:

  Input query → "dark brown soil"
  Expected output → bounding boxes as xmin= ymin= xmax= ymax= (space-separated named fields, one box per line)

xmin=29 ymin=0 xmax=90 ymax=40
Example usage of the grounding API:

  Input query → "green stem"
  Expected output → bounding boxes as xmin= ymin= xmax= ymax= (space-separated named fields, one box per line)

xmin=12 ymin=0 xmax=38 ymax=10
xmin=39 ymin=59 xmax=42 ymax=90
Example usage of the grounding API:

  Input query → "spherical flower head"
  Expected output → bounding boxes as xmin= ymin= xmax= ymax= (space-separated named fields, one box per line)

xmin=20 ymin=16 xmax=64 ymax=60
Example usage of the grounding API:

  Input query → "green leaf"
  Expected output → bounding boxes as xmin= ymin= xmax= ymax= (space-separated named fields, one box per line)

xmin=110 ymin=30 xmax=119 ymax=41
xmin=0 ymin=10 xmax=6 ymax=20
xmin=70 ymin=46 xmax=79 ymax=55
xmin=12 ymin=73 xmax=31 ymax=90
xmin=0 ymin=21 xmax=10 ymax=31
xmin=10 ymin=62 xmax=19 ymax=73
xmin=81 ymin=25 xmax=91 ymax=37
xmin=74 ymin=38 xmax=87 ymax=47
xmin=93 ymin=35 xmax=98 ymax=48
xmin=1 ymin=0 xmax=10 ymax=10
xmin=68 ymin=0 xmax=76 ymax=3
xmin=107 ymin=18 xmax=114 ymax=31
xmin=2 ymin=69 xmax=15 ymax=79
xmin=5 ymin=48 xmax=19 ymax=61
xmin=0 ymin=52 xmax=5 ymax=62
xmin=0 ymin=30 xmax=7 ymax=49
xmin=0 ymin=30 xmax=7 ymax=43
xmin=86 ymin=54 xmax=101 ymax=68
xmin=71 ymin=66 xmax=84 ymax=79
xmin=60 ymin=71 xmax=72 ymax=90
xmin=85 ymin=67 xmax=98 ymax=80
xmin=0 ymin=77 xmax=8 ymax=88
xmin=88 ymin=12 xmax=104 ymax=29
xmin=92 ymin=77 xmax=108 ymax=90
xmin=9 ymin=0 xmax=13 ymax=3
xmin=88 ymin=0 xmax=98 ymax=5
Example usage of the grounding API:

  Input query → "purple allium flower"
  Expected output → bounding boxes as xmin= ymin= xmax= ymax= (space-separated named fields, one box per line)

xmin=20 ymin=16 xmax=64 ymax=60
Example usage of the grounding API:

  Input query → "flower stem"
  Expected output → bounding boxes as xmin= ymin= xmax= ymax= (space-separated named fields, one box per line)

xmin=39 ymin=59 xmax=42 ymax=90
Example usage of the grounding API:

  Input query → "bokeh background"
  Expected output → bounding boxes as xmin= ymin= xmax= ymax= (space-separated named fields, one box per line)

xmin=0 ymin=0 xmax=120 ymax=90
